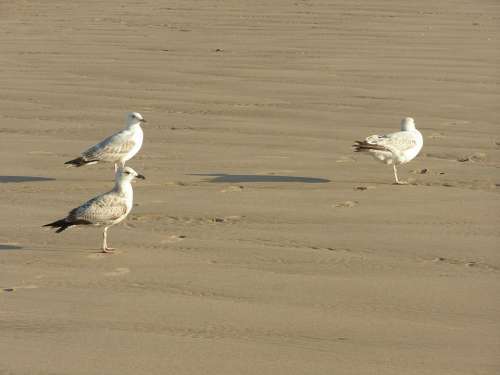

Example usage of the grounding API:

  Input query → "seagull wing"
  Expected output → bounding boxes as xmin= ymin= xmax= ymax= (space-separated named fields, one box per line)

xmin=81 ymin=129 xmax=136 ymax=162
xmin=364 ymin=131 xmax=418 ymax=154
xmin=68 ymin=192 xmax=128 ymax=224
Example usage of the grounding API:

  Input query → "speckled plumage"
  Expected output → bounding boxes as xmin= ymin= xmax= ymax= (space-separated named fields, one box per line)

xmin=44 ymin=167 xmax=145 ymax=252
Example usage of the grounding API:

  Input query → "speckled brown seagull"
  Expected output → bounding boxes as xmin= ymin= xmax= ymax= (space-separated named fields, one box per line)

xmin=44 ymin=166 xmax=145 ymax=253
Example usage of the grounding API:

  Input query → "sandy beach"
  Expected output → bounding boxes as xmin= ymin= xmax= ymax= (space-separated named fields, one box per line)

xmin=1 ymin=1 xmax=499 ymax=374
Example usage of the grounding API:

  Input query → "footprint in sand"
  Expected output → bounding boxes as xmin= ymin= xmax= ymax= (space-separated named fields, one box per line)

xmin=410 ymin=168 xmax=429 ymax=175
xmin=457 ymin=152 xmax=487 ymax=163
xmin=354 ymin=185 xmax=376 ymax=191
xmin=161 ymin=235 xmax=187 ymax=244
xmin=333 ymin=200 xmax=358 ymax=208
xmin=104 ymin=267 xmax=130 ymax=277
xmin=220 ymin=185 xmax=244 ymax=193
xmin=130 ymin=213 xmax=164 ymax=222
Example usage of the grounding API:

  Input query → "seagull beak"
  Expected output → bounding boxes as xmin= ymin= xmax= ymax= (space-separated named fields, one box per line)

xmin=140 ymin=118 xmax=147 ymax=123
xmin=136 ymin=174 xmax=146 ymax=180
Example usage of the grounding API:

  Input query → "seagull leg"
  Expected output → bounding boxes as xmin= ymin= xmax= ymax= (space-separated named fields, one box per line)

xmin=393 ymin=164 xmax=408 ymax=185
xmin=101 ymin=227 xmax=115 ymax=253
xmin=393 ymin=165 xmax=399 ymax=183
xmin=114 ymin=163 xmax=118 ymax=173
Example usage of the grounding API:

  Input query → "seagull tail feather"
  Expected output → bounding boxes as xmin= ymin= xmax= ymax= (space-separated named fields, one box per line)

xmin=64 ymin=157 xmax=98 ymax=167
xmin=43 ymin=218 xmax=72 ymax=233
xmin=353 ymin=141 xmax=387 ymax=152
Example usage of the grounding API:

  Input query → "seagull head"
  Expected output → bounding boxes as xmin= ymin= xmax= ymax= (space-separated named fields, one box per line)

xmin=116 ymin=166 xmax=146 ymax=182
xmin=400 ymin=117 xmax=416 ymax=131
xmin=126 ymin=112 xmax=146 ymax=126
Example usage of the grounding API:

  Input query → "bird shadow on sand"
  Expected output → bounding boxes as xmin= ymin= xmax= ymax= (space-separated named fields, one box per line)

xmin=0 ymin=176 xmax=55 ymax=183
xmin=191 ymin=173 xmax=330 ymax=184
xmin=0 ymin=244 xmax=23 ymax=250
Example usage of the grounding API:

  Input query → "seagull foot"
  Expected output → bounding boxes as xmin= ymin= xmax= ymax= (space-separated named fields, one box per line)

xmin=101 ymin=247 xmax=116 ymax=253
xmin=393 ymin=181 xmax=409 ymax=185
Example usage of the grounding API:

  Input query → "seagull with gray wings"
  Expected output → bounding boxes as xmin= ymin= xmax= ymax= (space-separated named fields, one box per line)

xmin=353 ymin=117 xmax=423 ymax=184
xmin=65 ymin=112 xmax=146 ymax=171
xmin=44 ymin=166 xmax=145 ymax=253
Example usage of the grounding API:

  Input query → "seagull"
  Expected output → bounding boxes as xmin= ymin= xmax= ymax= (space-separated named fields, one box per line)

xmin=353 ymin=117 xmax=423 ymax=184
xmin=65 ymin=112 xmax=146 ymax=171
xmin=44 ymin=166 xmax=145 ymax=253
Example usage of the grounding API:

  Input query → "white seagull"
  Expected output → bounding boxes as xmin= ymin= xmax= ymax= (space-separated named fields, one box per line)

xmin=44 ymin=166 xmax=145 ymax=253
xmin=353 ymin=117 xmax=423 ymax=184
xmin=65 ymin=112 xmax=145 ymax=171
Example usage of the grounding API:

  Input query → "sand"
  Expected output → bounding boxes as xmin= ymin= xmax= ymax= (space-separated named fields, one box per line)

xmin=1 ymin=1 xmax=499 ymax=374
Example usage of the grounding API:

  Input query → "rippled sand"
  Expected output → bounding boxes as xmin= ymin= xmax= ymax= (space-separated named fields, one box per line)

xmin=0 ymin=1 xmax=499 ymax=374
